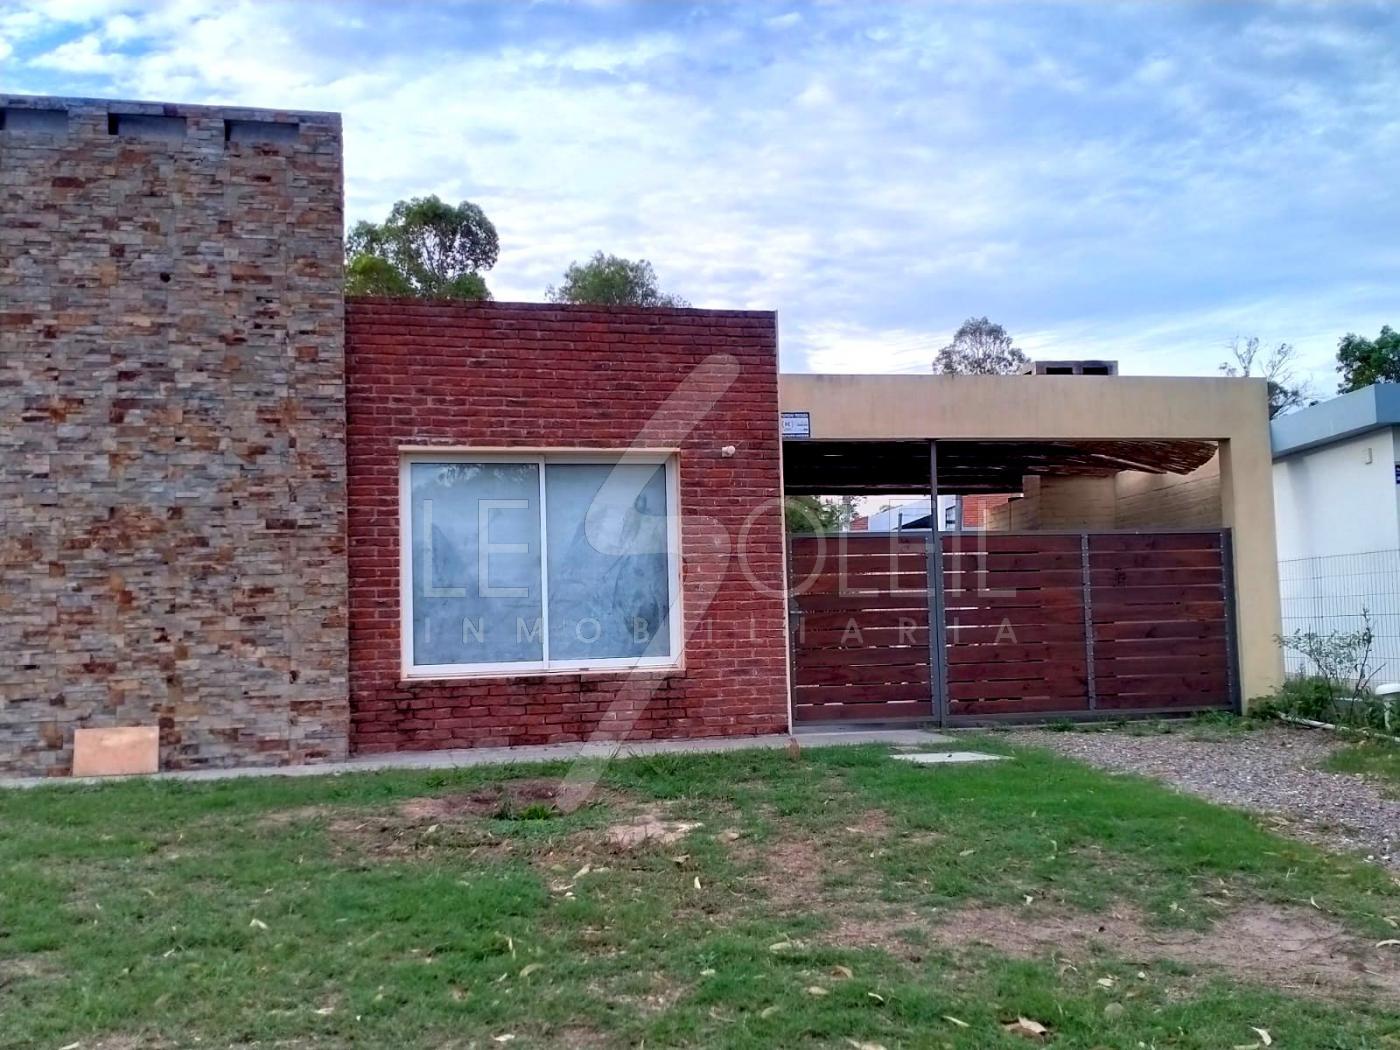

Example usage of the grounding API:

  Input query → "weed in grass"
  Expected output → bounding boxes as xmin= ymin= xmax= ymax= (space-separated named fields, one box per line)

xmin=1325 ymin=740 xmax=1400 ymax=795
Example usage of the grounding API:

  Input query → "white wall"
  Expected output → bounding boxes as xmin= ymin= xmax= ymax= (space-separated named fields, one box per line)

xmin=862 ymin=496 xmax=958 ymax=531
xmin=1273 ymin=428 xmax=1400 ymax=561
xmin=1274 ymin=428 xmax=1400 ymax=680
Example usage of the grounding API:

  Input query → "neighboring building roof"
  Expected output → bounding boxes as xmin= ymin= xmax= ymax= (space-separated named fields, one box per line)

xmin=1270 ymin=384 xmax=1400 ymax=459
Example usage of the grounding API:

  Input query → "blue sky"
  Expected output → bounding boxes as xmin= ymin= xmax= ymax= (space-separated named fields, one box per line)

xmin=3 ymin=1 xmax=1397 ymax=387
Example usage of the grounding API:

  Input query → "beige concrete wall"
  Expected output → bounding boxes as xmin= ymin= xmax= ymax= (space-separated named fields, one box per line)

xmin=779 ymin=374 xmax=1282 ymax=701
xmin=989 ymin=475 xmax=1117 ymax=530
xmin=1114 ymin=454 xmax=1222 ymax=529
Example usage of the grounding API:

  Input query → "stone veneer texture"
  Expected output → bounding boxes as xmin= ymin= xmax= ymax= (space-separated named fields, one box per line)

xmin=0 ymin=94 xmax=349 ymax=775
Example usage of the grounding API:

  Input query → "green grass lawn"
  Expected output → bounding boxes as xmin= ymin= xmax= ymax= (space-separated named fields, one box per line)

xmin=1325 ymin=739 xmax=1400 ymax=795
xmin=2 ymin=741 xmax=1399 ymax=1049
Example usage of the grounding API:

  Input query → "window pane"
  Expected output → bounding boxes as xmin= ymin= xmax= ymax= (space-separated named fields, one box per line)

xmin=409 ymin=462 xmax=543 ymax=667
xmin=545 ymin=462 xmax=672 ymax=661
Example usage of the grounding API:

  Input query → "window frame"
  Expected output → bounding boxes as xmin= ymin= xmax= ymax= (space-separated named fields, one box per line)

xmin=398 ymin=449 xmax=684 ymax=680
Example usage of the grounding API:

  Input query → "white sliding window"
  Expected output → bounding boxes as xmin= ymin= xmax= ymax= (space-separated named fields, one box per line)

xmin=401 ymin=453 xmax=681 ymax=677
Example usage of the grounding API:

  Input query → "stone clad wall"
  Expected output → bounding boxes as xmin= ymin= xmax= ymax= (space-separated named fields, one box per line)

xmin=0 ymin=95 xmax=349 ymax=775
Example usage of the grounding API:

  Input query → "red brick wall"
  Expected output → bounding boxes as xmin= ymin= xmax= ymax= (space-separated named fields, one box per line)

xmin=345 ymin=298 xmax=790 ymax=753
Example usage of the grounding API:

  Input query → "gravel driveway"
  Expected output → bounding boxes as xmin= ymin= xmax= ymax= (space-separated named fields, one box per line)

xmin=1009 ymin=725 xmax=1400 ymax=870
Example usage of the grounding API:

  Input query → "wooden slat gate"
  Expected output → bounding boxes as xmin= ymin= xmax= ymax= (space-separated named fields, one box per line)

xmin=789 ymin=530 xmax=1239 ymax=726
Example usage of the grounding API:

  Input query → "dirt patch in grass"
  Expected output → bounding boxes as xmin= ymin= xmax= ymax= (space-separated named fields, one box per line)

xmin=841 ymin=808 xmax=892 ymax=838
xmin=398 ymin=778 xmax=580 ymax=821
xmin=322 ymin=782 xmax=709 ymax=867
xmin=603 ymin=805 xmax=703 ymax=849
xmin=895 ymin=901 xmax=1400 ymax=1001
xmin=0 ymin=953 xmax=63 ymax=985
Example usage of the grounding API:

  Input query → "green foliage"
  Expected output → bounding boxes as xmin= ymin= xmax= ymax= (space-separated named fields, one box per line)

xmin=1336 ymin=324 xmax=1400 ymax=392
xmin=546 ymin=252 xmax=688 ymax=307
xmin=1266 ymin=611 xmax=1381 ymax=728
xmin=933 ymin=316 xmax=1030 ymax=375
xmin=1324 ymin=740 xmax=1400 ymax=793
xmin=783 ymin=495 xmax=854 ymax=533
xmin=345 ymin=195 xmax=498 ymax=301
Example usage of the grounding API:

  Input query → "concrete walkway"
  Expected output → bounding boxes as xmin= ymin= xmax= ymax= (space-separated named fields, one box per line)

xmin=0 ymin=729 xmax=955 ymax=790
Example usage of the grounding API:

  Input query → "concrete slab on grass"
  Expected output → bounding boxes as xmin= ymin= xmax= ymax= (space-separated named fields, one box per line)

xmin=892 ymin=751 xmax=1007 ymax=765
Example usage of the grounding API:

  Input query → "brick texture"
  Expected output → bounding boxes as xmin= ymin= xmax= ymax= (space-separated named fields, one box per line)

xmin=345 ymin=298 xmax=790 ymax=753
xmin=0 ymin=95 xmax=348 ymax=775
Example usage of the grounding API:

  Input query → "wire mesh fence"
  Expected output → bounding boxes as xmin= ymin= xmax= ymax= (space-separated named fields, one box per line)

xmin=1279 ymin=548 xmax=1400 ymax=681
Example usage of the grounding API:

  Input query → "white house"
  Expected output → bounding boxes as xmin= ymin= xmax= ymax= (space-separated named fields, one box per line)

xmin=859 ymin=495 xmax=960 ymax=531
xmin=1271 ymin=384 xmax=1400 ymax=677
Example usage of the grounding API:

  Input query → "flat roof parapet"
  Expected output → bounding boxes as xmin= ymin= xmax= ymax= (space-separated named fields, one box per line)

xmin=0 ymin=92 xmax=341 ymax=126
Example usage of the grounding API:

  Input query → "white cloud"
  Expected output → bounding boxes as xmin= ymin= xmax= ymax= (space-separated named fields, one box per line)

xmin=28 ymin=32 xmax=116 ymax=73
xmin=4 ymin=0 xmax=1397 ymax=392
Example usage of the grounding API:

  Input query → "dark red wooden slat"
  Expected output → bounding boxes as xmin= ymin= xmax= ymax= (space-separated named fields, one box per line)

xmin=1095 ymin=653 xmax=1228 ymax=676
xmin=792 ymin=701 xmax=931 ymax=722
xmin=944 ymin=586 xmax=1085 ymax=609
xmin=1089 ymin=533 xmax=1223 ymax=553
xmin=1091 ymin=601 xmax=1226 ymax=623
xmin=799 ymin=571 xmax=929 ymax=595
xmin=1096 ymin=636 xmax=1227 ymax=659
xmin=943 ymin=551 xmax=1084 ymax=572
xmin=947 ymin=658 xmax=1086 ymax=683
xmin=1094 ymin=619 xmax=1227 ymax=642
xmin=1096 ymin=584 xmax=1224 ymax=605
xmin=948 ymin=675 xmax=1087 ymax=700
xmin=947 ymin=642 xmax=1079 ymax=664
xmin=795 ymin=661 xmax=931 ymax=687
xmin=946 ymin=622 xmax=1085 ymax=645
xmin=950 ymin=695 xmax=1091 ymax=715
xmin=946 ymin=604 xmax=1086 ymax=627
xmin=942 ymin=534 xmax=1082 ymax=553
xmin=792 ymin=681 xmax=932 ymax=704
xmin=1096 ymin=693 xmax=1228 ymax=711
xmin=799 ymin=610 xmax=929 ymax=633
xmin=1089 ymin=567 xmax=1223 ymax=587
xmin=1088 ymin=550 xmax=1224 ymax=572
xmin=795 ymin=645 xmax=934 ymax=666
xmin=945 ymin=568 xmax=1085 ymax=591
xmin=798 ymin=625 xmax=931 ymax=648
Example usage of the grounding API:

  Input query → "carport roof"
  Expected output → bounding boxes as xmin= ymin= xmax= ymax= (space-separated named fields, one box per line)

xmin=781 ymin=438 xmax=1218 ymax=495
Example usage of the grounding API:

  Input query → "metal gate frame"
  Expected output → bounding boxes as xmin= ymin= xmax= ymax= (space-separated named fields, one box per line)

xmin=788 ymin=522 xmax=1242 ymax=727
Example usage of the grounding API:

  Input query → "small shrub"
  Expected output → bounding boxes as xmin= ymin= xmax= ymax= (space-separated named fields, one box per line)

xmin=1265 ymin=610 xmax=1394 ymax=729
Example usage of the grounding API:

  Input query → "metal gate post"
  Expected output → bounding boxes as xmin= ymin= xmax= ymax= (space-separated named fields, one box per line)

xmin=1080 ymin=532 xmax=1097 ymax=710
xmin=1221 ymin=528 xmax=1243 ymax=714
xmin=927 ymin=440 xmax=950 ymax=726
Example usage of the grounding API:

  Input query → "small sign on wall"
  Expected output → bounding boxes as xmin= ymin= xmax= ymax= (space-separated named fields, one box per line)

xmin=781 ymin=411 xmax=811 ymax=439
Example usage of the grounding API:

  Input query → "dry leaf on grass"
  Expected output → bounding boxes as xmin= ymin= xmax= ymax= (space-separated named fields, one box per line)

xmin=845 ymin=1041 xmax=887 ymax=1050
xmin=1003 ymin=1017 xmax=1050 ymax=1040
xmin=805 ymin=986 xmax=829 ymax=997
xmin=1251 ymin=1028 xmax=1273 ymax=1046
xmin=942 ymin=1015 xmax=970 ymax=1028
xmin=249 ymin=918 xmax=268 ymax=930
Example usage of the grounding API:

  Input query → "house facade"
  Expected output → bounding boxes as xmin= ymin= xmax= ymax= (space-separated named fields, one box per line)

xmin=1272 ymin=385 xmax=1400 ymax=678
xmin=1 ymin=91 xmax=1283 ymax=777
